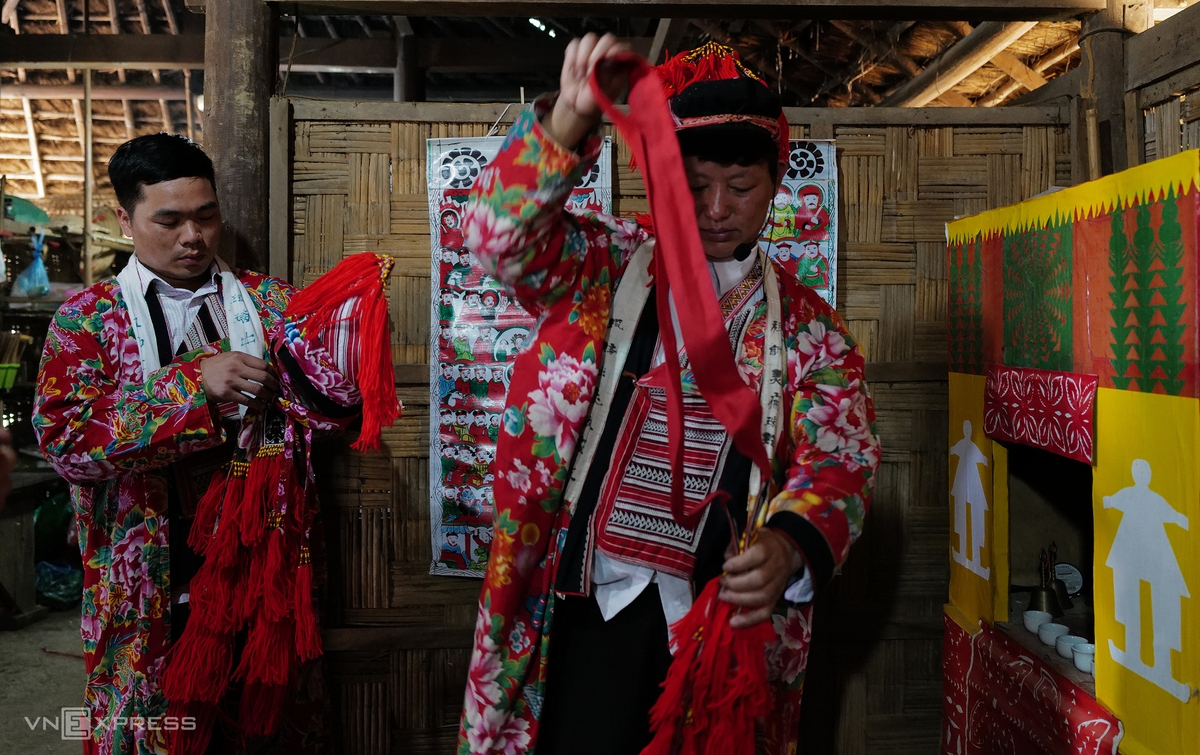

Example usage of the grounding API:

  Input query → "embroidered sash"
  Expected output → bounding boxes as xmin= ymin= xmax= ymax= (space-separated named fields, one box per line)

xmin=593 ymin=262 xmax=764 ymax=579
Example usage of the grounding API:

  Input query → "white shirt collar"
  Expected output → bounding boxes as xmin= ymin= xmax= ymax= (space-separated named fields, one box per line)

xmin=707 ymin=250 xmax=759 ymax=299
xmin=134 ymin=256 xmax=220 ymax=298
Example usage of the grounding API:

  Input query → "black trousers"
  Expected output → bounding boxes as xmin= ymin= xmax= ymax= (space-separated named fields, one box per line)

xmin=536 ymin=584 xmax=675 ymax=755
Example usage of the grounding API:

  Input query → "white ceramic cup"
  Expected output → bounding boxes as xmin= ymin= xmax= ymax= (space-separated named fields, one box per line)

xmin=1038 ymin=622 xmax=1069 ymax=646
xmin=1023 ymin=610 xmax=1053 ymax=633
xmin=1073 ymin=643 xmax=1096 ymax=674
xmin=1056 ymin=634 xmax=1088 ymax=659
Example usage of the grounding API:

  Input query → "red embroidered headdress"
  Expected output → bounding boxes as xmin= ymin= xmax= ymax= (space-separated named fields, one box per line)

xmin=658 ymin=41 xmax=790 ymax=167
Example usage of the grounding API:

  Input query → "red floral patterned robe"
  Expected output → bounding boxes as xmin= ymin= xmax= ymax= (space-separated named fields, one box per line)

xmin=33 ymin=270 xmax=356 ymax=755
xmin=457 ymin=104 xmax=880 ymax=754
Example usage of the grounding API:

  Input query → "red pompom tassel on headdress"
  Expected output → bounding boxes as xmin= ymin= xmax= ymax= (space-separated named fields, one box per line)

xmin=285 ymin=252 xmax=401 ymax=452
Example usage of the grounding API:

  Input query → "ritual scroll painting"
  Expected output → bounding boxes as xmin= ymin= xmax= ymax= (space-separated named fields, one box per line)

xmin=759 ymin=139 xmax=838 ymax=305
xmin=428 ymin=135 xmax=613 ymax=577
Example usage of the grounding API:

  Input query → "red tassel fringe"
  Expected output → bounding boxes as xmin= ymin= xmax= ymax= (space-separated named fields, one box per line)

xmin=285 ymin=252 xmax=401 ymax=452
xmin=641 ymin=579 xmax=775 ymax=755
xmin=241 ymin=447 xmax=281 ymax=546
xmin=239 ymin=681 xmax=293 ymax=739
xmin=186 ymin=468 xmax=227 ymax=556
xmin=163 ymin=627 xmax=234 ymax=704
xmin=261 ymin=526 xmax=293 ymax=622
xmin=166 ymin=702 xmax=217 ymax=755
xmin=656 ymin=41 xmax=762 ymax=99
xmin=187 ymin=563 xmax=243 ymax=635
xmin=294 ymin=555 xmax=322 ymax=661
xmin=235 ymin=616 xmax=295 ymax=688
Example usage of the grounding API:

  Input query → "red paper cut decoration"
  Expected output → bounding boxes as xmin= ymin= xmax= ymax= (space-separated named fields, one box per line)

xmin=983 ymin=364 xmax=1098 ymax=464
xmin=941 ymin=615 xmax=1124 ymax=755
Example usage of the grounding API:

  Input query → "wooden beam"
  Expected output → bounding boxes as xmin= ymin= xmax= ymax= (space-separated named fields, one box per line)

xmin=1082 ymin=0 xmax=1151 ymax=175
xmin=880 ymin=21 xmax=1038 ymax=107
xmin=0 ymin=33 xmax=657 ymax=75
xmin=649 ymin=17 xmax=689 ymax=64
xmin=83 ymin=70 xmax=94 ymax=286
xmin=392 ymin=15 xmax=418 ymax=101
xmin=418 ymin=36 xmax=653 ymax=74
xmin=976 ymin=37 xmax=1077 ymax=106
xmin=989 ymin=50 xmax=1048 ymax=90
xmin=268 ymin=97 xmax=292 ymax=280
xmin=184 ymin=0 xmax=1106 ymax=20
xmin=21 ymin=98 xmax=45 ymax=198
xmin=829 ymin=19 xmax=921 ymax=77
xmin=0 ymin=34 xmax=206 ymax=68
xmin=1125 ymin=1 xmax=1200 ymax=92
xmin=945 ymin=20 xmax=1047 ymax=95
xmin=288 ymin=97 xmax=1070 ymax=125
xmin=0 ymin=84 xmax=188 ymax=99
xmin=205 ymin=0 xmax=276 ymax=270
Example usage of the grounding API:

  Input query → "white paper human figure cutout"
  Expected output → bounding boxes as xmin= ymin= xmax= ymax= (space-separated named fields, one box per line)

xmin=1104 ymin=459 xmax=1192 ymax=702
xmin=950 ymin=420 xmax=990 ymax=579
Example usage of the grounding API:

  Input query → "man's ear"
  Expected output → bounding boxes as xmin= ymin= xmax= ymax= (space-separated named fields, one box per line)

xmin=115 ymin=205 xmax=135 ymax=239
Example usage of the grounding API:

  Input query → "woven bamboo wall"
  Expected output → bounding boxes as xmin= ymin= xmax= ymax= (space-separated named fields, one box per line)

xmin=283 ymin=102 xmax=1071 ymax=755
xmin=1142 ymin=89 xmax=1200 ymax=163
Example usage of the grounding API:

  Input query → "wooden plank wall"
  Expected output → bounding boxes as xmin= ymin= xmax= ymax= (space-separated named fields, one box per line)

xmin=281 ymin=101 xmax=1070 ymax=755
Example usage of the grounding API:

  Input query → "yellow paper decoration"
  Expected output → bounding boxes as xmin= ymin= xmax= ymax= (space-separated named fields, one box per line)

xmin=1093 ymin=387 xmax=1200 ymax=755
xmin=948 ymin=372 xmax=996 ymax=626
xmin=946 ymin=149 xmax=1200 ymax=244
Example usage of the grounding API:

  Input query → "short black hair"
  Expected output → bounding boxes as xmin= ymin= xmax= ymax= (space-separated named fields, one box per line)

xmin=108 ymin=133 xmax=216 ymax=214
xmin=678 ymin=125 xmax=780 ymax=184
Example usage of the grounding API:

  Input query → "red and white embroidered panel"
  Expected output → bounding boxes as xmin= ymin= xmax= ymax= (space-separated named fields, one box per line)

xmin=940 ymin=614 xmax=1124 ymax=755
xmin=983 ymin=365 xmax=1098 ymax=464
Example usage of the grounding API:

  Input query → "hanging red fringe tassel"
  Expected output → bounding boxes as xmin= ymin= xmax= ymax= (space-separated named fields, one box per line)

xmin=166 ymin=702 xmax=217 ymax=755
xmin=641 ymin=579 xmax=775 ymax=755
xmin=187 ymin=464 xmax=232 ymax=556
xmin=284 ymin=252 xmax=401 ymax=452
xmin=162 ymin=626 xmax=234 ymax=704
xmin=239 ymin=681 xmax=293 ymax=739
xmin=240 ymin=446 xmax=281 ymax=546
xmin=235 ymin=615 xmax=295 ymax=689
xmin=294 ymin=547 xmax=322 ymax=661
xmin=260 ymin=523 xmax=294 ymax=622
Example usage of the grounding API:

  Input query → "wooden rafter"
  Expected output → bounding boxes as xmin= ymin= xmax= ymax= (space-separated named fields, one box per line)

xmin=880 ymin=21 xmax=1038 ymax=107
xmin=21 ymin=97 xmax=46 ymax=198
xmin=977 ymin=36 xmax=1078 ymax=106
xmin=945 ymin=21 xmax=1047 ymax=95
xmin=812 ymin=21 xmax=951 ymax=105
xmin=750 ymin=20 xmax=878 ymax=104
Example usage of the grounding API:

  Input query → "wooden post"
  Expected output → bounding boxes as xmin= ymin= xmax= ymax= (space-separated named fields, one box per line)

xmin=83 ymin=68 xmax=94 ymax=285
xmin=268 ymin=97 xmax=291 ymax=281
xmin=184 ymin=69 xmax=195 ymax=142
xmin=392 ymin=16 xmax=418 ymax=102
xmin=1080 ymin=0 xmax=1150 ymax=174
xmin=204 ymin=0 xmax=276 ymax=271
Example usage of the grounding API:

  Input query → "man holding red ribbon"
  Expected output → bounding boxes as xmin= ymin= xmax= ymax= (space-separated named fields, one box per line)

xmin=459 ymin=35 xmax=879 ymax=755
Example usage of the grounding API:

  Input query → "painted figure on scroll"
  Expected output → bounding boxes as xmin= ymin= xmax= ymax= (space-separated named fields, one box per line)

xmin=457 ymin=36 xmax=880 ymax=755
xmin=33 ymin=134 xmax=399 ymax=755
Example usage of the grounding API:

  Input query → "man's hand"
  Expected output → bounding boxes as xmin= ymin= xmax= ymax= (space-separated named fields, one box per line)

xmin=199 ymin=352 xmax=280 ymax=414
xmin=543 ymin=33 xmax=632 ymax=151
xmin=719 ymin=527 xmax=805 ymax=628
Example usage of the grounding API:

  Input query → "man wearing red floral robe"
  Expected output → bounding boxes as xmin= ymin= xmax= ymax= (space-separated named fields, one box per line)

xmin=457 ymin=38 xmax=879 ymax=755
xmin=34 ymin=134 xmax=362 ymax=755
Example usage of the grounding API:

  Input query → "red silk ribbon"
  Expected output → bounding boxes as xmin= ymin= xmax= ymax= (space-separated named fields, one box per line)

xmin=588 ymin=55 xmax=770 ymax=529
